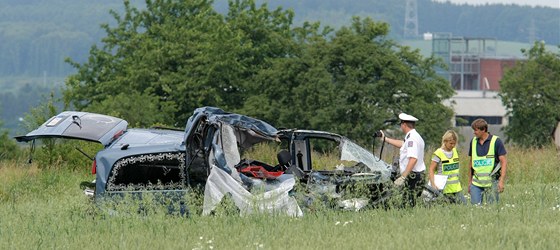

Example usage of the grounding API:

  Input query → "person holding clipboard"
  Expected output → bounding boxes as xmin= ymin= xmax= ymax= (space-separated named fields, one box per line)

xmin=428 ymin=130 xmax=466 ymax=204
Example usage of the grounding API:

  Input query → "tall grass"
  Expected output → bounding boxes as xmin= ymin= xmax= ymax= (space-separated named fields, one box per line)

xmin=0 ymin=146 xmax=559 ymax=249
xmin=503 ymin=145 xmax=560 ymax=184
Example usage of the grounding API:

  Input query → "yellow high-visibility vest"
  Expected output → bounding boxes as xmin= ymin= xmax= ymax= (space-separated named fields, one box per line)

xmin=434 ymin=148 xmax=462 ymax=193
xmin=471 ymin=136 xmax=498 ymax=188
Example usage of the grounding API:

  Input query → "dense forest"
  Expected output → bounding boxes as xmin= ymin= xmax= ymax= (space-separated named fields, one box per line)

xmin=0 ymin=0 xmax=558 ymax=134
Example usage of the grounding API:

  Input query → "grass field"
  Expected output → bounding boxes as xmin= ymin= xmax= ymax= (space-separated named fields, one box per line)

xmin=0 ymin=145 xmax=559 ymax=249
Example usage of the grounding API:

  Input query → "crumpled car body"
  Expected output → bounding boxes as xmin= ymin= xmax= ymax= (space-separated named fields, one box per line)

xmin=16 ymin=111 xmax=189 ymax=215
xmin=16 ymin=107 xmax=394 ymax=215
xmin=275 ymin=129 xmax=393 ymax=209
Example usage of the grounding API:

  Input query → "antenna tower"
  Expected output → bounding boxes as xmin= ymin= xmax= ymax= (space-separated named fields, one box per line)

xmin=404 ymin=0 xmax=419 ymax=38
xmin=528 ymin=19 xmax=536 ymax=44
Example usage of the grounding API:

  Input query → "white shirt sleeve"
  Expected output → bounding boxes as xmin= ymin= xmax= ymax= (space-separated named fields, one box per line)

xmin=432 ymin=153 xmax=441 ymax=163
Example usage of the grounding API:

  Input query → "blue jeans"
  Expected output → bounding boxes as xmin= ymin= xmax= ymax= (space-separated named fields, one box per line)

xmin=470 ymin=180 xmax=499 ymax=205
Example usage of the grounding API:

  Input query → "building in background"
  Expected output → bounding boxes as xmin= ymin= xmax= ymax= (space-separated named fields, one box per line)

xmin=429 ymin=33 xmax=522 ymax=148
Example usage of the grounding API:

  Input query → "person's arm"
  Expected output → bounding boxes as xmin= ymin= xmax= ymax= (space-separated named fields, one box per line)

xmin=494 ymin=138 xmax=507 ymax=193
xmin=380 ymin=131 xmax=404 ymax=148
xmin=394 ymin=156 xmax=417 ymax=186
xmin=497 ymin=155 xmax=507 ymax=192
xmin=429 ymin=160 xmax=438 ymax=189
xmin=402 ymin=157 xmax=417 ymax=178
xmin=401 ymin=136 xmax=421 ymax=178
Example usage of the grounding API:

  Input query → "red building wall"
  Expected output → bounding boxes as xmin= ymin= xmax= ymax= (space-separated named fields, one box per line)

xmin=479 ymin=58 xmax=518 ymax=91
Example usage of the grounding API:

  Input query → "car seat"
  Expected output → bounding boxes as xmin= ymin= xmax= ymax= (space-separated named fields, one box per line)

xmin=276 ymin=149 xmax=291 ymax=170
xmin=279 ymin=149 xmax=305 ymax=179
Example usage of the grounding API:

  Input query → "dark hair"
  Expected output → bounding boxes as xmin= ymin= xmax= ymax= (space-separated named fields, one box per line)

xmin=401 ymin=121 xmax=415 ymax=129
xmin=471 ymin=118 xmax=488 ymax=132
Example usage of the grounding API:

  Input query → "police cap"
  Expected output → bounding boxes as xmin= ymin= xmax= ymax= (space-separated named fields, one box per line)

xmin=399 ymin=113 xmax=418 ymax=122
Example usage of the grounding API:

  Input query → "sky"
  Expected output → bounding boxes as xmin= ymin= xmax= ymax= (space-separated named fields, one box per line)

xmin=433 ymin=0 xmax=560 ymax=9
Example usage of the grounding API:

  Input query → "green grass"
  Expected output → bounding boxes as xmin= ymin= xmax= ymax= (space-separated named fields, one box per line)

xmin=0 ymin=146 xmax=559 ymax=249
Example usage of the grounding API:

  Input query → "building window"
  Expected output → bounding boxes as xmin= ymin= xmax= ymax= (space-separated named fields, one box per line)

xmin=456 ymin=116 xmax=502 ymax=126
xmin=450 ymin=74 xmax=479 ymax=90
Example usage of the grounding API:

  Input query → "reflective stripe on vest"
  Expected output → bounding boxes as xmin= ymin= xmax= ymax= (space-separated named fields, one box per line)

xmin=434 ymin=148 xmax=462 ymax=193
xmin=471 ymin=136 xmax=497 ymax=188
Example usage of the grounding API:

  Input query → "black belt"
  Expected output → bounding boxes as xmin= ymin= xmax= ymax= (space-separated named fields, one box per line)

xmin=409 ymin=171 xmax=424 ymax=179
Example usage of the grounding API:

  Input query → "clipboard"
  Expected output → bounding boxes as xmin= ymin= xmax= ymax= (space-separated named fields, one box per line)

xmin=428 ymin=174 xmax=448 ymax=190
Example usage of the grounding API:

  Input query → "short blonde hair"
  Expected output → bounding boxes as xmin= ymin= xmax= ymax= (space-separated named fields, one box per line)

xmin=441 ymin=130 xmax=458 ymax=148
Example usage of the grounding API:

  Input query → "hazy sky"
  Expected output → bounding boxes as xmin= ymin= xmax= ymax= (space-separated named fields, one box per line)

xmin=433 ymin=0 xmax=560 ymax=8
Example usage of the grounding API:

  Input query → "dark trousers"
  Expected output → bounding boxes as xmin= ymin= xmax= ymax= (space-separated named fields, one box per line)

xmin=403 ymin=171 xmax=425 ymax=208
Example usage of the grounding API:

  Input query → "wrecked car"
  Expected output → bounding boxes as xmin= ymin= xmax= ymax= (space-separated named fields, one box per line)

xmin=15 ymin=107 xmax=394 ymax=216
xmin=15 ymin=111 xmax=189 ymax=214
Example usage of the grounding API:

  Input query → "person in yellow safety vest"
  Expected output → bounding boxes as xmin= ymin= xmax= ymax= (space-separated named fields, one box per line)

xmin=428 ymin=130 xmax=466 ymax=204
xmin=468 ymin=118 xmax=508 ymax=205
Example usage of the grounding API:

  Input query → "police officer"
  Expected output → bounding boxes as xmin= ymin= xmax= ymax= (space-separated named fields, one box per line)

xmin=429 ymin=130 xmax=466 ymax=204
xmin=468 ymin=118 xmax=507 ymax=205
xmin=380 ymin=113 xmax=426 ymax=207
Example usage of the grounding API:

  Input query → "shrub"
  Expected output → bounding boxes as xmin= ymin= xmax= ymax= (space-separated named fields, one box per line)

xmin=0 ymin=130 xmax=21 ymax=160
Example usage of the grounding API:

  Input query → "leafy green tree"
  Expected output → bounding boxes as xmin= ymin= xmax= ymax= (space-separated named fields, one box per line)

xmin=243 ymin=17 xmax=454 ymax=145
xmin=65 ymin=0 xmax=296 ymax=127
xmin=499 ymin=42 xmax=560 ymax=147
xmin=64 ymin=0 xmax=454 ymax=146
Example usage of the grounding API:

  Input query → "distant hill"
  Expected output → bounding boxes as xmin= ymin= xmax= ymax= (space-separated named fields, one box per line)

xmin=1 ymin=0 xmax=559 ymax=134
xmin=261 ymin=0 xmax=559 ymax=44
xmin=0 ymin=0 xmax=558 ymax=78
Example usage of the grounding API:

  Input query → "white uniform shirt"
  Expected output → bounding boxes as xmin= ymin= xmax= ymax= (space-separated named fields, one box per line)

xmin=399 ymin=129 xmax=426 ymax=174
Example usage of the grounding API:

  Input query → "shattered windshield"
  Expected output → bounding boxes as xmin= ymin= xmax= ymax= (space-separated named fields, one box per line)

xmin=340 ymin=139 xmax=391 ymax=174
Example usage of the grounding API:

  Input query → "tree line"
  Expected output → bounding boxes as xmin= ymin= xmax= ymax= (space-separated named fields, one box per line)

xmin=0 ymin=0 xmax=558 ymax=77
xmin=63 ymin=0 xmax=454 ymax=147
xmin=1 ymin=0 xmax=558 ymax=149
xmin=61 ymin=0 xmax=560 ymax=148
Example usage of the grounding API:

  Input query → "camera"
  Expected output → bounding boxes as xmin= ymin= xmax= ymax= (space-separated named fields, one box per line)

xmin=374 ymin=130 xmax=383 ymax=137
